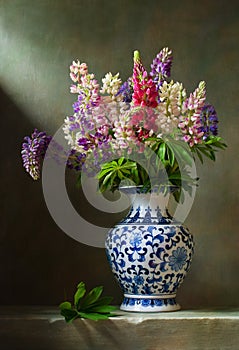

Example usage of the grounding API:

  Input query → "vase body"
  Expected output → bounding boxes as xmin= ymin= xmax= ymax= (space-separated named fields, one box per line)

xmin=105 ymin=188 xmax=194 ymax=312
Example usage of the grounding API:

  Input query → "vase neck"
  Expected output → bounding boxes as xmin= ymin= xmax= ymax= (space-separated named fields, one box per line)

xmin=121 ymin=191 xmax=176 ymax=225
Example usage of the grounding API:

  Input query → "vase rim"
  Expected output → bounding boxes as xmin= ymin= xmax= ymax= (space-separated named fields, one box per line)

xmin=119 ymin=185 xmax=179 ymax=194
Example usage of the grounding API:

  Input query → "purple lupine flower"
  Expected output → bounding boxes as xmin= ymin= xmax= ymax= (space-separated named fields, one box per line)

xmin=116 ymin=78 xmax=133 ymax=102
xmin=72 ymin=93 xmax=85 ymax=113
xmin=66 ymin=149 xmax=86 ymax=171
xmin=150 ymin=47 xmax=173 ymax=89
xmin=94 ymin=131 xmax=110 ymax=147
xmin=78 ymin=130 xmax=110 ymax=151
xmin=200 ymin=104 xmax=218 ymax=140
xmin=81 ymin=111 xmax=97 ymax=131
xmin=21 ymin=129 xmax=52 ymax=180
xmin=78 ymin=136 xmax=95 ymax=151
xmin=68 ymin=116 xmax=81 ymax=132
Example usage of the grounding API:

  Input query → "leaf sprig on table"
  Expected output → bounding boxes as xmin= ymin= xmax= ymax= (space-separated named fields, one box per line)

xmin=59 ymin=282 xmax=117 ymax=322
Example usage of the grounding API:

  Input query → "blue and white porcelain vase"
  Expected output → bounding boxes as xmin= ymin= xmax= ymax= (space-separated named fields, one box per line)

xmin=105 ymin=187 xmax=194 ymax=312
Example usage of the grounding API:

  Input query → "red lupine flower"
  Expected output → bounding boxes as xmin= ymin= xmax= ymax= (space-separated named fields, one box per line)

xmin=132 ymin=51 xmax=158 ymax=108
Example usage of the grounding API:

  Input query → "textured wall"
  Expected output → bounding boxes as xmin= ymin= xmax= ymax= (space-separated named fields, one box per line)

xmin=0 ymin=0 xmax=238 ymax=307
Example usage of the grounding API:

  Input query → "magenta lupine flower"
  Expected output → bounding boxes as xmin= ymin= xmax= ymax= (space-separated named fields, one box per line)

xmin=21 ymin=129 xmax=52 ymax=180
xmin=178 ymin=81 xmax=206 ymax=147
xmin=136 ymin=127 xmax=151 ymax=142
xmin=132 ymin=51 xmax=158 ymax=108
xmin=129 ymin=108 xmax=158 ymax=133
xmin=150 ymin=47 xmax=173 ymax=89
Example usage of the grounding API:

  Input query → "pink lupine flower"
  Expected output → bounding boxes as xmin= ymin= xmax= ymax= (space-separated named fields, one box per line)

xmin=130 ymin=110 xmax=144 ymax=125
xmin=79 ymin=63 xmax=88 ymax=75
xmin=70 ymin=84 xmax=79 ymax=93
xmin=178 ymin=81 xmax=206 ymax=147
xmin=70 ymin=61 xmax=89 ymax=82
xmin=70 ymin=60 xmax=81 ymax=82
xmin=129 ymin=108 xmax=158 ymax=134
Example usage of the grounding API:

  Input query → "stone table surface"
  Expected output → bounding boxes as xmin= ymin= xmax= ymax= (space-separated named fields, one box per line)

xmin=0 ymin=306 xmax=238 ymax=350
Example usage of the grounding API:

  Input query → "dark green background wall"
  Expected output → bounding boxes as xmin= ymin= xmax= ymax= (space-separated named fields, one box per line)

xmin=1 ymin=0 xmax=238 ymax=307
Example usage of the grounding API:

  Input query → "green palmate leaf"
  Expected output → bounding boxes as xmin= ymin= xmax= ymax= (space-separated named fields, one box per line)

xmin=121 ymin=169 xmax=131 ymax=176
xmin=98 ymin=158 xmax=142 ymax=192
xmin=80 ymin=285 xmax=104 ymax=310
xmin=141 ymin=172 xmax=150 ymax=187
xmin=60 ymin=308 xmax=79 ymax=323
xmin=166 ymin=140 xmax=193 ymax=166
xmin=86 ymin=305 xmax=117 ymax=313
xmin=169 ymin=173 xmax=197 ymax=182
xmin=173 ymin=190 xmax=180 ymax=203
xmin=109 ymin=172 xmax=117 ymax=187
xmin=158 ymin=142 xmax=166 ymax=164
xmin=117 ymin=170 xmax=124 ymax=180
xmin=131 ymin=166 xmax=140 ymax=184
xmin=196 ymin=145 xmax=215 ymax=161
xmin=205 ymin=136 xmax=227 ymax=149
xmin=86 ymin=296 xmax=113 ymax=307
xmin=102 ymin=171 xmax=114 ymax=185
xmin=59 ymin=301 xmax=72 ymax=310
xmin=118 ymin=157 xmax=125 ymax=166
xmin=109 ymin=160 xmax=119 ymax=167
xmin=166 ymin=144 xmax=175 ymax=167
xmin=193 ymin=136 xmax=227 ymax=163
xmin=74 ymin=282 xmax=86 ymax=309
xmin=194 ymin=147 xmax=203 ymax=163
xmin=97 ymin=168 xmax=113 ymax=179
xmin=120 ymin=168 xmax=131 ymax=177
xmin=100 ymin=162 xmax=115 ymax=170
xmin=119 ymin=162 xmax=135 ymax=169
xmin=210 ymin=150 xmax=216 ymax=161
xmin=60 ymin=282 xmax=117 ymax=323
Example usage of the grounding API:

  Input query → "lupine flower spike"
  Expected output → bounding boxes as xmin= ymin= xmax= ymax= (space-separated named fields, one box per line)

xmin=132 ymin=50 xmax=158 ymax=108
xmin=178 ymin=81 xmax=206 ymax=147
xmin=150 ymin=47 xmax=173 ymax=89
xmin=21 ymin=129 xmax=52 ymax=180
xmin=200 ymin=104 xmax=218 ymax=139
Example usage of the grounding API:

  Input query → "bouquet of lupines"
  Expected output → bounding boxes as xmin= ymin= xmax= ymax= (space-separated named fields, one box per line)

xmin=21 ymin=48 xmax=226 ymax=201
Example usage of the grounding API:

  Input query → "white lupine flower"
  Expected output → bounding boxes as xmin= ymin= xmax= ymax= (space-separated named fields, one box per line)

xmin=70 ymin=60 xmax=81 ymax=74
xmin=100 ymin=72 xmax=122 ymax=99
xmin=155 ymin=81 xmax=185 ymax=134
xmin=158 ymin=81 xmax=182 ymax=117
xmin=70 ymin=84 xmax=80 ymax=93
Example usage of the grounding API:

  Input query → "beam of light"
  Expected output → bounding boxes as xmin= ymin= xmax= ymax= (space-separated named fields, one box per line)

xmin=0 ymin=17 xmax=70 ymax=131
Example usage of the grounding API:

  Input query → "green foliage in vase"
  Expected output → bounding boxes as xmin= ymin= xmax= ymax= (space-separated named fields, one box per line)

xmin=96 ymin=134 xmax=226 ymax=202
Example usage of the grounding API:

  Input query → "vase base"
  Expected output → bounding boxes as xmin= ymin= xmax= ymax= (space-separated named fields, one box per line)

xmin=120 ymin=294 xmax=181 ymax=313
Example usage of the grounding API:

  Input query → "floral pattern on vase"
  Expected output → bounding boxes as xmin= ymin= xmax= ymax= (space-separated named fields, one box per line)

xmin=105 ymin=188 xmax=194 ymax=312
